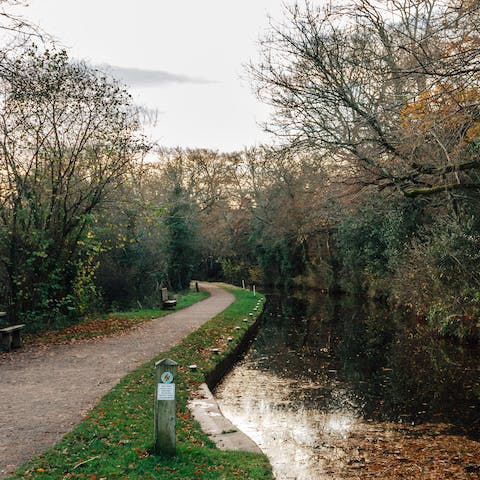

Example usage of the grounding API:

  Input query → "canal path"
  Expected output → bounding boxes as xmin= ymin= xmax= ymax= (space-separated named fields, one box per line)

xmin=0 ymin=283 xmax=234 ymax=478
xmin=215 ymin=293 xmax=480 ymax=479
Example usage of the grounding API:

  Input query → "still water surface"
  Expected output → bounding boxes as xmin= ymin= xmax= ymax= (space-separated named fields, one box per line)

xmin=215 ymin=293 xmax=480 ymax=479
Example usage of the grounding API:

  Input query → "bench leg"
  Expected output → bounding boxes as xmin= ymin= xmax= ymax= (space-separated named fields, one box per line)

xmin=1 ymin=333 xmax=12 ymax=352
xmin=11 ymin=330 xmax=23 ymax=349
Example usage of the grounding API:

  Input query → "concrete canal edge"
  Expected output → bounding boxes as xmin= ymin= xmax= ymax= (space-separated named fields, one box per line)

xmin=188 ymin=383 xmax=262 ymax=453
xmin=188 ymin=304 xmax=264 ymax=454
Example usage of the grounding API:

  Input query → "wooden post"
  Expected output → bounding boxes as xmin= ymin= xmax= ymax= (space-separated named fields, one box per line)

xmin=242 ymin=280 xmax=245 ymax=289
xmin=154 ymin=358 xmax=178 ymax=456
xmin=195 ymin=281 xmax=199 ymax=292
xmin=253 ymin=284 xmax=256 ymax=296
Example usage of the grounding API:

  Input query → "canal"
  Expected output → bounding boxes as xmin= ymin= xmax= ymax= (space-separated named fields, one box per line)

xmin=215 ymin=293 xmax=480 ymax=479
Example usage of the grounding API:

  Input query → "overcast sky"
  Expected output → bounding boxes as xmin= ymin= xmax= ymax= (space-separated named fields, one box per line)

xmin=12 ymin=0 xmax=298 ymax=152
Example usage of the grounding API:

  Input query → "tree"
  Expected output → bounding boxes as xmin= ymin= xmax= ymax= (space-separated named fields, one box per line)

xmin=155 ymin=148 xmax=252 ymax=284
xmin=93 ymin=165 xmax=169 ymax=309
xmin=164 ymin=183 xmax=199 ymax=291
xmin=0 ymin=47 xmax=145 ymax=325
xmin=251 ymin=0 xmax=480 ymax=200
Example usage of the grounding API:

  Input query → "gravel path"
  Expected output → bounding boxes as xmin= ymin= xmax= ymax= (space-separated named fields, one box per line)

xmin=0 ymin=282 xmax=234 ymax=478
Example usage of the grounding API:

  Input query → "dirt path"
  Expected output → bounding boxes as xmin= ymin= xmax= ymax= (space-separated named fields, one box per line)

xmin=0 ymin=283 xmax=234 ymax=478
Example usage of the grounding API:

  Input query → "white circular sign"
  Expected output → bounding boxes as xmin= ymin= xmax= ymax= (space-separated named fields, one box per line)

xmin=160 ymin=371 xmax=174 ymax=384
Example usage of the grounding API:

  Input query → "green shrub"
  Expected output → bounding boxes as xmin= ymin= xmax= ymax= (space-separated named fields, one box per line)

xmin=394 ymin=214 xmax=480 ymax=341
xmin=335 ymin=196 xmax=420 ymax=296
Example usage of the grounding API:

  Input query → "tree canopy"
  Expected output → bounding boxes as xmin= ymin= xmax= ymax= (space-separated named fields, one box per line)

xmin=251 ymin=0 xmax=480 ymax=199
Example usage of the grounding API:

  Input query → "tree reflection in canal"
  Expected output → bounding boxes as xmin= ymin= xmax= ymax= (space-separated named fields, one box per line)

xmin=215 ymin=294 xmax=480 ymax=479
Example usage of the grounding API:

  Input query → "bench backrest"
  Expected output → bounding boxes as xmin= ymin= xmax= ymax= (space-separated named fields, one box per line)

xmin=0 ymin=324 xmax=25 ymax=333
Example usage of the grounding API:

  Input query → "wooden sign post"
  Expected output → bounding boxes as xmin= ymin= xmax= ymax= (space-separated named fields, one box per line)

xmin=154 ymin=358 xmax=178 ymax=456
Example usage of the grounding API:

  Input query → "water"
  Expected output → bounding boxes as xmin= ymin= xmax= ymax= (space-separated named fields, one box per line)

xmin=215 ymin=293 xmax=480 ymax=479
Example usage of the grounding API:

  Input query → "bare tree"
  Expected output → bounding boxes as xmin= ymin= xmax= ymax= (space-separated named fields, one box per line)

xmin=0 ymin=0 xmax=42 ymax=39
xmin=250 ymin=0 xmax=480 ymax=199
xmin=0 ymin=0 xmax=47 ymax=74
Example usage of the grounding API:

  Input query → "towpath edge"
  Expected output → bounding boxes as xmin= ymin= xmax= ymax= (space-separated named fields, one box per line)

xmin=188 ymin=301 xmax=265 ymax=454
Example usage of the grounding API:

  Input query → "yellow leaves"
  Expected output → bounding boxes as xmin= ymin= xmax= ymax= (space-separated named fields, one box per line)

xmin=400 ymin=82 xmax=480 ymax=146
xmin=400 ymin=89 xmax=436 ymax=126
xmin=402 ymin=83 xmax=473 ymax=115
xmin=465 ymin=120 xmax=480 ymax=143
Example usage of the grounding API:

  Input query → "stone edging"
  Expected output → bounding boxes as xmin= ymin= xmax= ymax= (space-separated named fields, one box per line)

xmin=188 ymin=383 xmax=262 ymax=453
xmin=188 ymin=302 xmax=264 ymax=453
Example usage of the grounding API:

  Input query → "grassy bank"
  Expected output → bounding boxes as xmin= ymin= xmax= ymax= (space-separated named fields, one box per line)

xmin=24 ymin=289 xmax=210 ymax=346
xmin=8 ymin=285 xmax=273 ymax=480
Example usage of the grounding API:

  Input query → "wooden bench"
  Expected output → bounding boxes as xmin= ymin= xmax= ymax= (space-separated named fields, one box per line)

xmin=0 ymin=323 xmax=26 ymax=352
xmin=160 ymin=288 xmax=177 ymax=310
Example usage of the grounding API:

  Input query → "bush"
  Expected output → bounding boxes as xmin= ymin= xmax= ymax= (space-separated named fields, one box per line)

xmin=335 ymin=196 xmax=420 ymax=296
xmin=394 ymin=214 xmax=480 ymax=340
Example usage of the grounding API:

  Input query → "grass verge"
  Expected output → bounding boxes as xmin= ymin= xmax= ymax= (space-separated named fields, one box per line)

xmin=24 ymin=290 xmax=209 ymax=345
xmin=8 ymin=285 xmax=273 ymax=480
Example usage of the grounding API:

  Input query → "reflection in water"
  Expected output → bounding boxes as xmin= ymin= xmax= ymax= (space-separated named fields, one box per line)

xmin=215 ymin=294 xmax=480 ymax=479
xmin=217 ymin=367 xmax=359 ymax=479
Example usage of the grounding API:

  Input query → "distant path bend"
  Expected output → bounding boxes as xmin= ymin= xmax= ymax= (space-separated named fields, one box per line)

xmin=0 ymin=282 xmax=234 ymax=478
